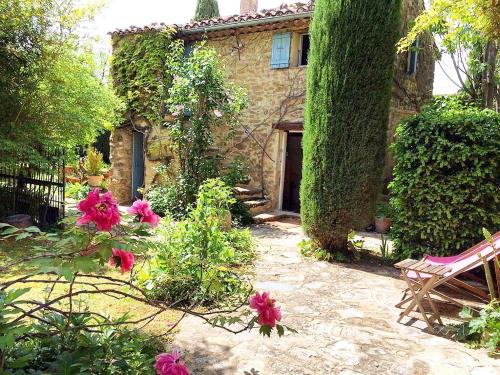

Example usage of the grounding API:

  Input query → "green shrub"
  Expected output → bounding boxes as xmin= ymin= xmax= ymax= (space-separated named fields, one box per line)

xmin=146 ymin=183 xmax=190 ymax=220
xmin=65 ymin=182 xmax=91 ymax=200
xmin=4 ymin=311 xmax=158 ymax=374
xmin=138 ymin=179 xmax=255 ymax=306
xmin=390 ymin=105 xmax=500 ymax=259
xmin=300 ymin=0 xmax=401 ymax=253
xmin=458 ymin=300 xmax=500 ymax=356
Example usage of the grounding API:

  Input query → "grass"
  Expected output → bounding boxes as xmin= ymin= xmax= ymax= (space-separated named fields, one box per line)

xmin=0 ymin=237 xmax=180 ymax=340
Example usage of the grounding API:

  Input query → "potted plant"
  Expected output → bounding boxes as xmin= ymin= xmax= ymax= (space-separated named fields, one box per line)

xmin=375 ymin=202 xmax=391 ymax=233
xmin=84 ymin=147 xmax=105 ymax=187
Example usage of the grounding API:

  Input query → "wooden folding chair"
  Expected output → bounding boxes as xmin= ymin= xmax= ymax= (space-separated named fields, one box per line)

xmin=395 ymin=260 xmax=451 ymax=332
xmin=394 ymin=237 xmax=500 ymax=332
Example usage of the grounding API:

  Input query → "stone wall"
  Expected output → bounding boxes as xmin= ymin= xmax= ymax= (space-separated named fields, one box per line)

xmin=109 ymin=125 xmax=133 ymax=203
xmin=205 ymin=29 xmax=308 ymax=207
xmin=109 ymin=0 xmax=434 ymax=207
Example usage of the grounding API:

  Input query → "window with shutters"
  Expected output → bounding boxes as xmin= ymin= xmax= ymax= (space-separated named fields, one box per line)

xmin=407 ymin=37 xmax=419 ymax=75
xmin=271 ymin=32 xmax=291 ymax=69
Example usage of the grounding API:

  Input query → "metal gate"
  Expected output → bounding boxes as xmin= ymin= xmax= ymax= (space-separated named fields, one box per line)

xmin=0 ymin=147 xmax=66 ymax=228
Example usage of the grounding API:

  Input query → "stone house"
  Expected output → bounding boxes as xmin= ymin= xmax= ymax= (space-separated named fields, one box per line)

xmin=109 ymin=0 xmax=434 ymax=218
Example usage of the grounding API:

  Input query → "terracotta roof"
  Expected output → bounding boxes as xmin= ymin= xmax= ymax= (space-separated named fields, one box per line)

xmin=112 ymin=1 xmax=314 ymax=37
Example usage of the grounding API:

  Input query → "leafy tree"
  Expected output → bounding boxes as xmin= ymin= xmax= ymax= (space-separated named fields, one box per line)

xmin=194 ymin=0 xmax=220 ymax=21
xmin=398 ymin=0 xmax=499 ymax=110
xmin=300 ymin=0 xmax=401 ymax=254
xmin=0 ymin=0 xmax=121 ymax=165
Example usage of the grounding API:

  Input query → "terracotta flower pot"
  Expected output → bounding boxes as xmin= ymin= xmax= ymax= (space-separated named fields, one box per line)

xmin=63 ymin=166 xmax=75 ymax=175
xmin=375 ymin=217 xmax=391 ymax=234
xmin=87 ymin=175 xmax=103 ymax=187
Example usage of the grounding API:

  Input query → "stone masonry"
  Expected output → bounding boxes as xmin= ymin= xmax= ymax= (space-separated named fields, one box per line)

xmin=109 ymin=0 xmax=435 ymax=207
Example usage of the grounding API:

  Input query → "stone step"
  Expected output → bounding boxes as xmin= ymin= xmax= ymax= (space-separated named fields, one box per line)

xmin=244 ymin=198 xmax=269 ymax=209
xmin=253 ymin=210 xmax=300 ymax=224
xmin=233 ymin=186 xmax=263 ymax=197
xmin=238 ymin=195 xmax=265 ymax=202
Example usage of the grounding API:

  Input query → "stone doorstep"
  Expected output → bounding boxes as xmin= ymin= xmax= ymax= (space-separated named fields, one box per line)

xmin=233 ymin=186 xmax=263 ymax=196
xmin=253 ymin=210 xmax=300 ymax=224
xmin=244 ymin=198 xmax=270 ymax=208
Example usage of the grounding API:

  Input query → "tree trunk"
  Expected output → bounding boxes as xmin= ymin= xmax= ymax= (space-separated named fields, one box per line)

xmin=482 ymin=40 xmax=498 ymax=110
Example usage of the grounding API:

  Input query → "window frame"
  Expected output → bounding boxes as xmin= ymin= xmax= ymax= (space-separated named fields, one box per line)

xmin=298 ymin=33 xmax=310 ymax=67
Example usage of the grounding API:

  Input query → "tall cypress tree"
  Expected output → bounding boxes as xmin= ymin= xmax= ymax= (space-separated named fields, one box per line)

xmin=194 ymin=0 xmax=220 ymax=21
xmin=301 ymin=0 xmax=402 ymax=253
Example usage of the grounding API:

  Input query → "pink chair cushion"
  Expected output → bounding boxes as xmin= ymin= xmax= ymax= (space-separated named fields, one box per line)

xmin=407 ymin=236 xmax=500 ymax=280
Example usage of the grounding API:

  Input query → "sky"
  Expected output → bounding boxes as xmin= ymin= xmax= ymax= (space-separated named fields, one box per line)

xmin=85 ymin=0 xmax=459 ymax=95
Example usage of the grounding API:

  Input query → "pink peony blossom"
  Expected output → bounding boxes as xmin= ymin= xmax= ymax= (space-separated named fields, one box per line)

xmin=249 ymin=291 xmax=282 ymax=328
xmin=77 ymin=189 xmax=120 ymax=231
xmin=128 ymin=200 xmax=160 ymax=228
xmin=155 ymin=350 xmax=190 ymax=375
xmin=109 ymin=248 xmax=135 ymax=273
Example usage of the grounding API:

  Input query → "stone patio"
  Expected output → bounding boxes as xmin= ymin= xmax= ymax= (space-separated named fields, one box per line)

xmin=174 ymin=220 xmax=499 ymax=375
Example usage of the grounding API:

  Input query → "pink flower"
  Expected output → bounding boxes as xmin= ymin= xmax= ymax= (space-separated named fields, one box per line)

xmin=77 ymin=189 xmax=121 ymax=231
xmin=155 ymin=350 xmax=190 ymax=375
xmin=249 ymin=291 xmax=282 ymax=328
xmin=128 ymin=200 xmax=160 ymax=228
xmin=109 ymin=248 xmax=135 ymax=273
xmin=213 ymin=109 xmax=223 ymax=118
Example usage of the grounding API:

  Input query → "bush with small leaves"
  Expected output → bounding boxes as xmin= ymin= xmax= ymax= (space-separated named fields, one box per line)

xmin=390 ymin=100 xmax=500 ymax=259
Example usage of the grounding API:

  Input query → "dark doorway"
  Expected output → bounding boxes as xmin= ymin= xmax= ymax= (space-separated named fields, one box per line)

xmin=131 ymin=131 xmax=145 ymax=200
xmin=282 ymin=132 xmax=302 ymax=213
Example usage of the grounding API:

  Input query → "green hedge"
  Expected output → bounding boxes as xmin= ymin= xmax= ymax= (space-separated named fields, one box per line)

xmin=390 ymin=104 xmax=500 ymax=259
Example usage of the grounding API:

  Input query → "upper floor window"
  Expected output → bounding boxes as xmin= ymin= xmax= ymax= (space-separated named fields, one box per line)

xmin=407 ymin=37 xmax=419 ymax=75
xmin=299 ymin=34 xmax=310 ymax=66
xmin=271 ymin=32 xmax=291 ymax=69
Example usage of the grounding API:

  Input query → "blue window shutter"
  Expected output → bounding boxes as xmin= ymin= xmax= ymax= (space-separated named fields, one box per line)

xmin=183 ymin=43 xmax=193 ymax=58
xmin=271 ymin=32 xmax=291 ymax=69
xmin=408 ymin=37 xmax=419 ymax=75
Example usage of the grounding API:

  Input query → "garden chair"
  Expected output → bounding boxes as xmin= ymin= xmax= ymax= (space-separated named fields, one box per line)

xmin=394 ymin=236 xmax=500 ymax=333
xmin=396 ymin=232 xmax=500 ymax=309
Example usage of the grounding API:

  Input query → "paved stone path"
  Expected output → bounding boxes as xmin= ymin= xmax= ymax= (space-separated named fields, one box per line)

xmin=174 ymin=221 xmax=499 ymax=375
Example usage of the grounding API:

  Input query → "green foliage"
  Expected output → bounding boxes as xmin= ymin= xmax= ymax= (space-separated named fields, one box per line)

xmin=300 ymin=0 xmax=401 ymax=253
xmin=0 ymin=288 xmax=30 ymax=370
xmin=138 ymin=179 xmax=255 ymax=305
xmin=146 ymin=184 xmax=190 ymax=220
xmin=299 ymin=231 xmax=364 ymax=263
xmin=65 ymin=182 xmax=91 ymax=200
xmin=376 ymin=202 xmax=392 ymax=219
xmin=0 ymin=0 xmax=121 ymax=165
xmin=397 ymin=0 xmax=499 ymax=109
xmin=111 ymin=29 xmax=177 ymax=125
xmin=84 ymin=146 xmax=106 ymax=175
xmin=379 ymin=234 xmax=393 ymax=263
xmin=194 ymin=0 xmax=220 ymax=21
xmin=458 ymin=300 xmax=500 ymax=356
xmin=299 ymin=239 xmax=333 ymax=262
xmin=5 ymin=312 xmax=159 ymax=374
xmin=390 ymin=104 xmax=500 ymax=259
xmin=166 ymin=45 xmax=247 ymax=208
xmin=113 ymin=33 xmax=248 ymax=215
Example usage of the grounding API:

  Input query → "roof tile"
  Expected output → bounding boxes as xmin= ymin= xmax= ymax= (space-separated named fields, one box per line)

xmin=112 ymin=1 xmax=314 ymax=36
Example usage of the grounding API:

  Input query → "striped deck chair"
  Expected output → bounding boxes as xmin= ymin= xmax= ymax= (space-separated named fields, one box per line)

xmin=394 ymin=236 xmax=500 ymax=332
xmin=396 ymin=232 xmax=500 ymax=309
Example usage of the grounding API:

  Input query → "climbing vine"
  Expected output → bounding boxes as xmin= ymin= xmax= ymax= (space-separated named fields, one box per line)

xmin=111 ymin=32 xmax=248 ymax=214
xmin=111 ymin=28 xmax=178 ymax=125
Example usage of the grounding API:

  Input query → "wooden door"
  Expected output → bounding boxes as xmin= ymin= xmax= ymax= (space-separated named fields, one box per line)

xmin=131 ymin=131 xmax=145 ymax=200
xmin=282 ymin=132 xmax=302 ymax=213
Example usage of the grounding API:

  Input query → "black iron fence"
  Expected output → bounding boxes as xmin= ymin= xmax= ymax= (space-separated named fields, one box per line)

xmin=0 ymin=148 xmax=66 ymax=228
